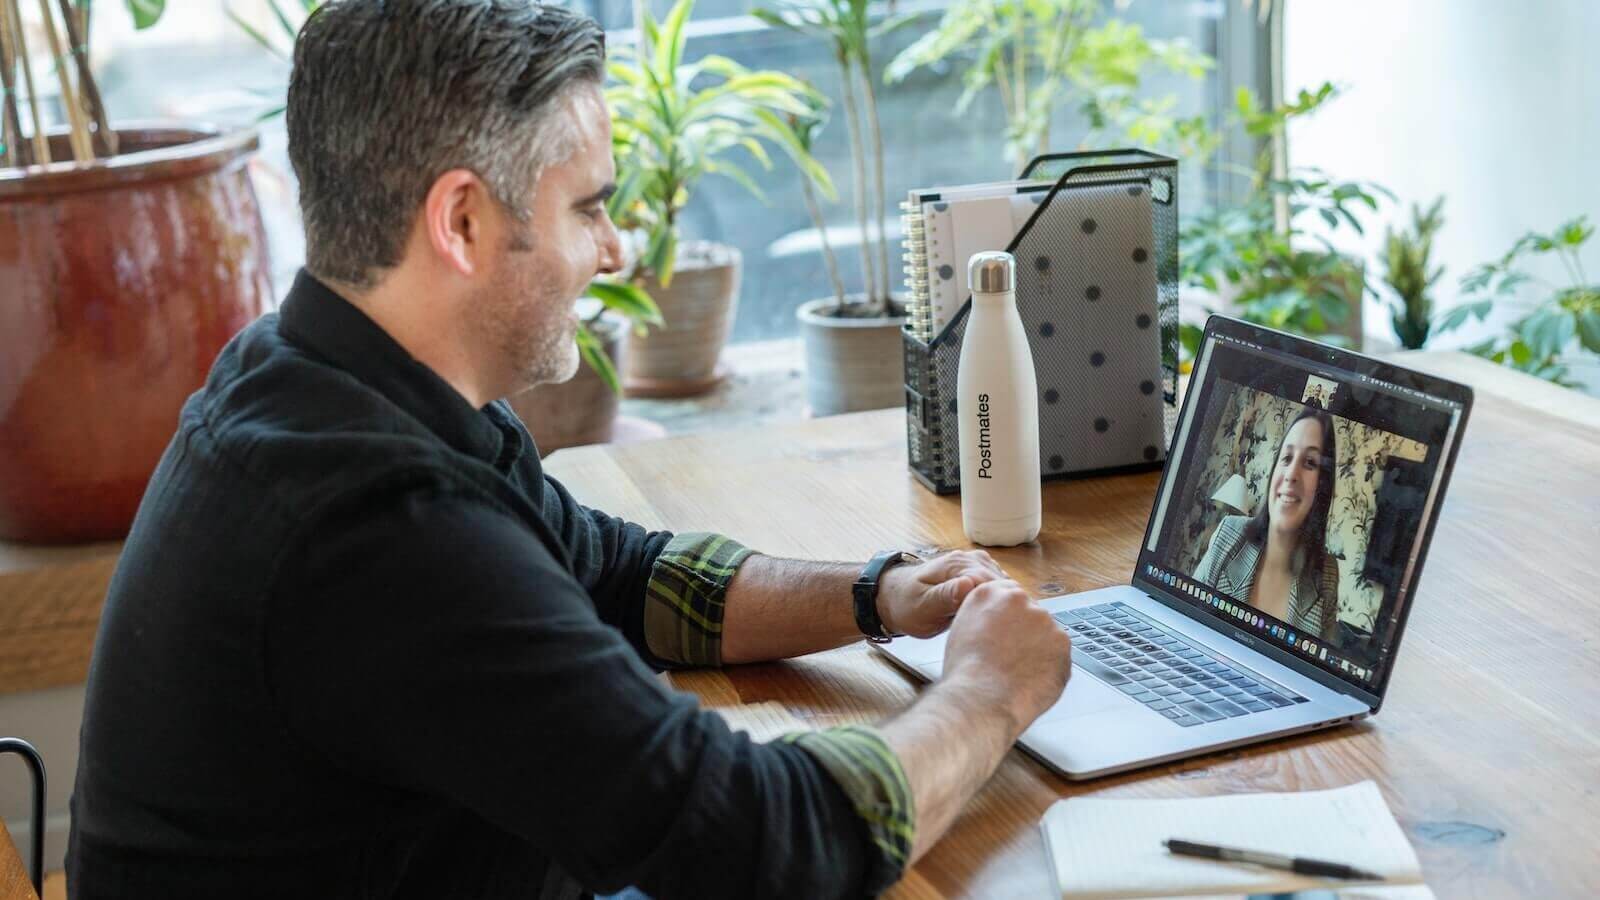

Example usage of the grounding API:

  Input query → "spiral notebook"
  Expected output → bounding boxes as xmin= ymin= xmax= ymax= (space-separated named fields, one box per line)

xmin=901 ymin=178 xmax=1158 ymax=342
xmin=1041 ymin=781 xmax=1432 ymax=899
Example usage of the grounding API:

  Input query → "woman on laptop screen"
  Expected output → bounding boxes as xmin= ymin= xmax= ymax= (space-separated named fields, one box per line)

xmin=1194 ymin=407 xmax=1340 ymax=638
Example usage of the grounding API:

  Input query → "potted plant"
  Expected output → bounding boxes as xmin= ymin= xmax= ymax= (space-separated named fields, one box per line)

xmin=606 ymin=0 xmax=830 ymax=398
xmin=753 ymin=0 xmax=911 ymax=416
xmin=1437 ymin=215 xmax=1600 ymax=390
xmin=1180 ymin=84 xmax=1390 ymax=359
xmin=821 ymin=0 xmax=1210 ymax=411
xmin=0 ymin=0 xmax=272 ymax=542
xmin=883 ymin=0 xmax=1214 ymax=172
xmin=1378 ymin=197 xmax=1446 ymax=349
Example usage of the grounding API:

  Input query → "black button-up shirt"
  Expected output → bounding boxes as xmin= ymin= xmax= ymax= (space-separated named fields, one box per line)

xmin=66 ymin=272 xmax=906 ymax=899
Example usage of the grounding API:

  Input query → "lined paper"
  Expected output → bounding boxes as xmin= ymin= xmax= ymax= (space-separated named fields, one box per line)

xmin=1043 ymin=781 xmax=1425 ymax=898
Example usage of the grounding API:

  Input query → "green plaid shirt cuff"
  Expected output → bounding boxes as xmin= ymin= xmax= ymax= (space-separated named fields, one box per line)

xmin=643 ymin=532 xmax=755 ymax=668
xmin=784 ymin=725 xmax=916 ymax=895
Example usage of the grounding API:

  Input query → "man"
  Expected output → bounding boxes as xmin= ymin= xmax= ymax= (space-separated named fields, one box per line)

xmin=66 ymin=2 xmax=1072 ymax=898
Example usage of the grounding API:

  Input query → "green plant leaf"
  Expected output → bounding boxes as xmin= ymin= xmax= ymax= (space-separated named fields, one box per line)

xmin=1434 ymin=298 xmax=1493 ymax=334
xmin=585 ymin=280 xmax=663 ymax=328
xmin=1508 ymin=339 xmax=1534 ymax=368
xmin=1577 ymin=308 xmax=1600 ymax=354
xmin=267 ymin=0 xmax=298 ymax=40
xmin=659 ymin=0 xmax=694 ymax=79
xmin=126 ymin=0 xmax=164 ymax=29
xmin=1179 ymin=322 xmax=1205 ymax=362
xmin=1519 ymin=306 xmax=1575 ymax=361
xmin=1558 ymin=216 xmax=1595 ymax=247
xmin=575 ymin=324 xmax=622 ymax=394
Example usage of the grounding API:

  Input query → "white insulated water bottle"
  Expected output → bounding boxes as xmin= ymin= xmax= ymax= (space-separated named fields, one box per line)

xmin=957 ymin=251 xmax=1041 ymax=546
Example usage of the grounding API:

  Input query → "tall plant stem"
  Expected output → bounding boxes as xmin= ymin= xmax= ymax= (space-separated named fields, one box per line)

xmin=1013 ymin=10 xmax=1025 ymax=142
xmin=799 ymin=166 xmax=847 ymax=310
xmin=4 ymin=0 xmax=50 ymax=164
xmin=33 ymin=0 xmax=91 ymax=160
xmin=0 ymin=0 xmax=24 ymax=166
xmin=856 ymin=52 xmax=891 ymax=314
xmin=55 ymin=0 xmax=114 ymax=156
xmin=835 ymin=51 xmax=877 ymax=316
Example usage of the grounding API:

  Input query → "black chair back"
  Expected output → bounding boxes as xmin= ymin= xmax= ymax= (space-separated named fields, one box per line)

xmin=0 ymin=738 xmax=45 ymax=899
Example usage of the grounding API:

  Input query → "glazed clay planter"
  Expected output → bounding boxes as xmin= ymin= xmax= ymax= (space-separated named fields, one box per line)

xmin=797 ymin=297 xmax=909 ymax=417
xmin=0 ymin=125 xmax=271 ymax=542
xmin=623 ymin=241 xmax=740 ymax=398
xmin=509 ymin=314 xmax=625 ymax=456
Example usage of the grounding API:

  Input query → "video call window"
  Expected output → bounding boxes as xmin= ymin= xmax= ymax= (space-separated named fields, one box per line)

xmin=1148 ymin=338 xmax=1458 ymax=686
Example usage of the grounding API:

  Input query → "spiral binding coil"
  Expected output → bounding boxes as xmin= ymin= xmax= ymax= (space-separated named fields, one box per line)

xmin=899 ymin=199 xmax=932 ymax=342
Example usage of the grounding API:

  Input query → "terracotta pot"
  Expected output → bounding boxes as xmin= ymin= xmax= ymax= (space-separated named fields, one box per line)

xmin=508 ymin=314 xmax=625 ymax=456
xmin=623 ymin=241 xmax=740 ymax=398
xmin=0 ymin=124 xmax=271 ymax=543
xmin=797 ymin=296 xmax=909 ymax=417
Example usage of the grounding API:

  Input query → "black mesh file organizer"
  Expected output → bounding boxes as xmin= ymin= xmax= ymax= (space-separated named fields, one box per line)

xmin=903 ymin=149 xmax=1180 ymax=494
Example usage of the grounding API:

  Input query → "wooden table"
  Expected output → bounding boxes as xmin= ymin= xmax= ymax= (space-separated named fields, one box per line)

xmin=544 ymin=353 xmax=1600 ymax=899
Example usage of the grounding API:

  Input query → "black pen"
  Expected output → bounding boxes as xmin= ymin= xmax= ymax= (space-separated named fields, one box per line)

xmin=1164 ymin=838 xmax=1384 ymax=881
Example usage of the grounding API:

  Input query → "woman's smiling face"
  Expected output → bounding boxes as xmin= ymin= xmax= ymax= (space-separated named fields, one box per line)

xmin=1268 ymin=416 xmax=1326 ymax=534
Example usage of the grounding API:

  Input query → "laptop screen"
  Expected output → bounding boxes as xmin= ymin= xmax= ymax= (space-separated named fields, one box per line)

xmin=1136 ymin=318 xmax=1470 ymax=697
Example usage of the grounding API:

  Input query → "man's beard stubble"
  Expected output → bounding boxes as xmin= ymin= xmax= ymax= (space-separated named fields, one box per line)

xmin=477 ymin=240 xmax=581 ymax=399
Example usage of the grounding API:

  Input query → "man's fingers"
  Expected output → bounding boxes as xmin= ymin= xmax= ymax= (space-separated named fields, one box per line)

xmin=922 ymin=550 xmax=1007 ymax=583
xmin=934 ymin=574 xmax=976 ymax=611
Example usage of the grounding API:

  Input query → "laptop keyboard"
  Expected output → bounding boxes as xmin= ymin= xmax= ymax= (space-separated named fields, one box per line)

xmin=1056 ymin=602 xmax=1306 ymax=727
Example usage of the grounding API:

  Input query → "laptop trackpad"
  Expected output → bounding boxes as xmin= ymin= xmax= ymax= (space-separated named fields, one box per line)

xmin=1036 ymin=665 xmax=1129 ymax=721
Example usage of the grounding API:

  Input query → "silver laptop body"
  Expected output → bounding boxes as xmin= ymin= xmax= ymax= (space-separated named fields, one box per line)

xmin=879 ymin=316 xmax=1473 ymax=779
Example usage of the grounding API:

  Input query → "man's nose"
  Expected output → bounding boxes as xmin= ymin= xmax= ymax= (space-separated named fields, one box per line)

xmin=597 ymin=217 xmax=624 ymax=275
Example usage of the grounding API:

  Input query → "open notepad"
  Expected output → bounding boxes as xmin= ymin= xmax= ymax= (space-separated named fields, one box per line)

xmin=1042 ymin=781 xmax=1431 ymax=898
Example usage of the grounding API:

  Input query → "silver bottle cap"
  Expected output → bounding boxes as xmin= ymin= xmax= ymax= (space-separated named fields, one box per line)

xmin=969 ymin=251 xmax=1015 ymax=293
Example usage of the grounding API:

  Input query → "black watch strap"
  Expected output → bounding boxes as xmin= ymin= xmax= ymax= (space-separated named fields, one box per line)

xmin=854 ymin=551 xmax=918 ymax=643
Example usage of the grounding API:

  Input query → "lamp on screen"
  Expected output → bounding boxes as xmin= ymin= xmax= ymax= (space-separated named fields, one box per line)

xmin=1211 ymin=473 xmax=1250 ymax=516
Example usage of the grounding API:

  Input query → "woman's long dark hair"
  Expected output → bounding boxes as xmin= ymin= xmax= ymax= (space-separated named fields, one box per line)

xmin=1229 ymin=406 xmax=1338 ymax=632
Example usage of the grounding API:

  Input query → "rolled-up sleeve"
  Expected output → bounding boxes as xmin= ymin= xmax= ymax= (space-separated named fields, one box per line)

xmin=643 ymin=532 xmax=755 ymax=668
xmin=783 ymin=726 xmax=915 ymax=894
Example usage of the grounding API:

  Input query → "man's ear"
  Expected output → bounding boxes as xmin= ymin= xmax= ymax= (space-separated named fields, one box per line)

xmin=421 ymin=169 xmax=491 ymax=277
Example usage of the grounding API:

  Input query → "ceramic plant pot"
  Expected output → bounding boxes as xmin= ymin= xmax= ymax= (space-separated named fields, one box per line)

xmin=622 ymin=240 xmax=740 ymax=398
xmin=797 ymin=296 xmax=909 ymax=417
xmin=0 ymin=125 xmax=272 ymax=542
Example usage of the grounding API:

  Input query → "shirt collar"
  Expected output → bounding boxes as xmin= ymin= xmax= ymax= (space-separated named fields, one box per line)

xmin=277 ymin=269 xmax=526 ymax=470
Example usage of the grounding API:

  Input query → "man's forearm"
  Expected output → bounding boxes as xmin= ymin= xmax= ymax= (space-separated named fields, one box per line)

xmin=720 ymin=554 xmax=862 ymax=664
xmin=877 ymin=676 xmax=1021 ymax=864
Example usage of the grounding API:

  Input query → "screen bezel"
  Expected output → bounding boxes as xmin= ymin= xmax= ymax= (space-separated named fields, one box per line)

xmin=1131 ymin=315 xmax=1474 ymax=712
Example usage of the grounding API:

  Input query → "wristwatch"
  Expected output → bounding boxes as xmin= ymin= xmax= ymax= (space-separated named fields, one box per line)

xmin=854 ymin=551 xmax=920 ymax=643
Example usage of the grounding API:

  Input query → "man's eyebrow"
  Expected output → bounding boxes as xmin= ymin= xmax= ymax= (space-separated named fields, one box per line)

xmin=574 ymin=183 xmax=617 ymax=207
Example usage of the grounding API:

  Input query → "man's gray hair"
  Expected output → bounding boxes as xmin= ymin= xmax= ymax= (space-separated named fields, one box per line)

xmin=287 ymin=0 xmax=607 ymax=288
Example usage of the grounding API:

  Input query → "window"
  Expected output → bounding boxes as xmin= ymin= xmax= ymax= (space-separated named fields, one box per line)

xmin=72 ymin=1 xmax=1248 ymax=341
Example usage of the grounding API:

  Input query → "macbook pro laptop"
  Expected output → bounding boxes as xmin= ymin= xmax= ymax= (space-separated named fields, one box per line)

xmin=879 ymin=315 xmax=1473 ymax=779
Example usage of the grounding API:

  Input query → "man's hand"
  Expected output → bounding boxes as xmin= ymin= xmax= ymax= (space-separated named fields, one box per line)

xmin=878 ymin=578 xmax=1072 ymax=866
xmin=878 ymin=550 xmax=1008 ymax=639
xmin=940 ymin=579 xmax=1073 ymax=735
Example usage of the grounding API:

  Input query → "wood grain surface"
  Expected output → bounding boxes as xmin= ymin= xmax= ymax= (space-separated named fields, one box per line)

xmin=0 ymin=541 xmax=118 ymax=694
xmin=546 ymin=354 xmax=1600 ymax=899
xmin=0 ymin=820 xmax=35 ymax=900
